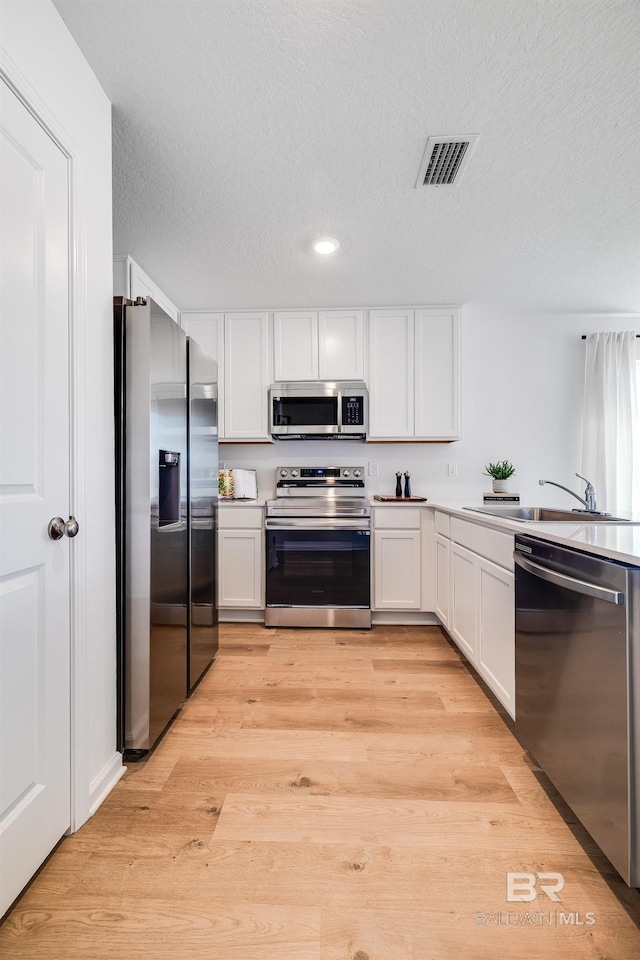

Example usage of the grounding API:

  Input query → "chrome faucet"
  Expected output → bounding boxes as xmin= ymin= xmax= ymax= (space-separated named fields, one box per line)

xmin=538 ymin=473 xmax=597 ymax=512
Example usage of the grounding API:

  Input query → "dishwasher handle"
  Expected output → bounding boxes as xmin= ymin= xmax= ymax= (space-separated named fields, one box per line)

xmin=514 ymin=551 xmax=625 ymax=605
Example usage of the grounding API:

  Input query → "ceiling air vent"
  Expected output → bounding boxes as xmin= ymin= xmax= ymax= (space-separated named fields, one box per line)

xmin=415 ymin=135 xmax=479 ymax=187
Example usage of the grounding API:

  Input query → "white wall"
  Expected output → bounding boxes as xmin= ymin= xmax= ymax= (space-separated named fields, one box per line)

xmin=1 ymin=1 xmax=118 ymax=821
xmin=221 ymin=306 xmax=639 ymax=512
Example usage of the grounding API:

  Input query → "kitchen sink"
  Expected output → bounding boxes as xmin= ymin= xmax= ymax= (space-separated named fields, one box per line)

xmin=464 ymin=506 xmax=629 ymax=522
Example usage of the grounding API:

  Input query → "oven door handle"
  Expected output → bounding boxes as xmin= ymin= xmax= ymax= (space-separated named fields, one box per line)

xmin=265 ymin=518 xmax=371 ymax=531
xmin=514 ymin=552 xmax=625 ymax=605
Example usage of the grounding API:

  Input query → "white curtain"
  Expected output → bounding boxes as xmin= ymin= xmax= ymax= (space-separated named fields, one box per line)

xmin=582 ymin=331 xmax=638 ymax=515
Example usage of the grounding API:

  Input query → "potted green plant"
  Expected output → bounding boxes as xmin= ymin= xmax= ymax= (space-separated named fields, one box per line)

xmin=484 ymin=460 xmax=516 ymax=493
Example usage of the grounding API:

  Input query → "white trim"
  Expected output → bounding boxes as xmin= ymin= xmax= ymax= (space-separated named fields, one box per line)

xmin=371 ymin=611 xmax=440 ymax=626
xmin=219 ymin=609 xmax=265 ymax=623
xmin=88 ymin=754 xmax=126 ymax=817
xmin=68 ymin=149 xmax=89 ymax=830
xmin=0 ymin=51 xmax=89 ymax=834
xmin=113 ymin=254 xmax=131 ymax=299
xmin=219 ymin=610 xmax=442 ymax=626
xmin=635 ymin=357 xmax=640 ymax=493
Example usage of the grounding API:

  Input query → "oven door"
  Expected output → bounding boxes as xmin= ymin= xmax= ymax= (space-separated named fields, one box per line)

xmin=265 ymin=518 xmax=371 ymax=626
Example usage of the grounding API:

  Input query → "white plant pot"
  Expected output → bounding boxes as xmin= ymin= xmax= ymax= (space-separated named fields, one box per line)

xmin=492 ymin=478 xmax=509 ymax=493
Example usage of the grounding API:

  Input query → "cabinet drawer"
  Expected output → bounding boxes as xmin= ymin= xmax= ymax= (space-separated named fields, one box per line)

xmin=218 ymin=506 xmax=263 ymax=529
xmin=450 ymin=517 xmax=513 ymax=571
xmin=434 ymin=510 xmax=450 ymax=537
xmin=374 ymin=506 xmax=421 ymax=529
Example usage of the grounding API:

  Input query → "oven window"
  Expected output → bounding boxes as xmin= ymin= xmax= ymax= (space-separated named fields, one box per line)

xmin=272 ymin=396 xmax=338 ymax=426
xmin=266 ymin=530 xmax=370 ymax=607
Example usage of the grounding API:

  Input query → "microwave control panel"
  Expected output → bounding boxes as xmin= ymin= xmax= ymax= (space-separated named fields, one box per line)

xmin=342 ymin=395 xmax=365 ymax=425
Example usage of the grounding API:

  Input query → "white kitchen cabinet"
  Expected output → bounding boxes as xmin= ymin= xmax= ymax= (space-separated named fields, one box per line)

xmin=318 ymin=311 xmax=364 ymax=380
xmin=373 ymin=530 xmax=421 ymax=609
xmin=373 ymin=507 xmax=422 ymax=610
xmin=368 ymin=306 xmax=460 ymax=441
xmin=414 ymin=308 xmax=460 ymax=439
xmin=273 ymin=309 xmax=364 ymax=382
xmin=273 ymin=311 xmax=318 ymax=381
xmin=434 ymin=512 xmax=515 ymax=718
xmin=368 ymin=309 xmax=414 ymax=438
xmin=181 ymin=311 xmax=225 ymax=435
xmin=450 ymin=541 xmax=477 ymax=661
xmin=224 ymin=312 xmax=271 ymax=441
xmin=477 ymin=556 xmax=515 ymax=718
xmin=181 ymin=311 xmax=270 ymax=442
xmin=420 ymin=507 xmax=436 ymax=614
xmin=181 ymin=312 xmax=224 ymax=363
xmin=218 ymin=507 xmax=264 ymax=608
xmin=434 ymin=533 xmax=450 ymax=626
xmin=113 ymin=255 xmax=179 ymax=323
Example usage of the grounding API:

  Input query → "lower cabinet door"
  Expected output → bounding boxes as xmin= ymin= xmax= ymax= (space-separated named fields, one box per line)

xmin=218 ymin=529 xmax=263 ymax=607
xmin=434 ymin=533 xmax=450 ymax=626
xmin=449 ymin=542 xmax=477 ymax=662
xmin=373 ymin=529 xmax=421 ymax=609
xmin=477 ymin=556 xmax=515 ymax=718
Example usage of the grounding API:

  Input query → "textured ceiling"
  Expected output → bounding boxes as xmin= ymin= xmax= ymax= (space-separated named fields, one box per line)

xmin=53 ymin=0 xmax=640 ymax=313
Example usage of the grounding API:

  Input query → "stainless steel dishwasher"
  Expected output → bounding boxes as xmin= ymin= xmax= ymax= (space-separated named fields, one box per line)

xmin=514 ymin=534 xmax=640 ymax=886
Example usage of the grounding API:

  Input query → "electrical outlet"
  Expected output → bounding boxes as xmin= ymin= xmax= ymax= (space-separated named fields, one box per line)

xmin=448 ymin=462 xmax=457 ymax=477
xmin=368 ymin=462 xmax=379 ymax=477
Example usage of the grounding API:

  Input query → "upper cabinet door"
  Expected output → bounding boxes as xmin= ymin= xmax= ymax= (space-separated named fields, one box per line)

xmin=318 ymin=310 xmax=364 ymax=381
xmin=181 ymin=312 xmax=224 ymax=437
xmin=273 ymin=311 xmax=318 ymax=381
xmin=224 ymin=312 xmax=270 ymax=440
xmin=181 ymin=312 xmax=224 ymax=363
xmin=368 ymin=309 xmax=414 ymax=439
xmin=414 ymin=308 xmax=461 ymax=440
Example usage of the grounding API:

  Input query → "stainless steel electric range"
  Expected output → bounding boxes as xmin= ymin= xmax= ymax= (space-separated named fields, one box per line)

xmin=264 ymin=466 xmax=371 ymax=628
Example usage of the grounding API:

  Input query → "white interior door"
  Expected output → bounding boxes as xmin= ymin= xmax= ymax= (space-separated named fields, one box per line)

xmin=0 ymin=80 xmax=72 ymax=915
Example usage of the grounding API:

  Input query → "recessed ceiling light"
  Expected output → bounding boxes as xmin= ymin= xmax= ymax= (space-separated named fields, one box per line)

xmin=313 ymin=237 xmax=339 ymax=255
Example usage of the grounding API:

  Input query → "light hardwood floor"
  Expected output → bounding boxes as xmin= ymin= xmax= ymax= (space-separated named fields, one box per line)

xmin=2 ymin=623 xmax=640 ymax=959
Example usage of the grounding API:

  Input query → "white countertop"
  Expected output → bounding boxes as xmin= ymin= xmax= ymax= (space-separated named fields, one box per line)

xmin=412 ymin=498 xmax=640 ymax=566
xmin=216 ymin=494 xmax=640 ymax=565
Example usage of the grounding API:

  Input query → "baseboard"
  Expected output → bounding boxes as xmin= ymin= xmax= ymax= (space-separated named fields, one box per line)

xmin=219 ymin=609 xmax=265 ymax=623
xmin=220 ymin=609 xmax=442 ymax=627
xmin=88 ymin=752 xmax=127 ymax=817
xmin=371 ymin=611 xmax=441 ymax=626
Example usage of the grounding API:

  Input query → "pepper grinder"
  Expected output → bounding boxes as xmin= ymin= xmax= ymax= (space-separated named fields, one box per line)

xmin=395 ymin=471 xmax=403 ymax=498
xmin=403 ymin=471 xmax=411 ymax=499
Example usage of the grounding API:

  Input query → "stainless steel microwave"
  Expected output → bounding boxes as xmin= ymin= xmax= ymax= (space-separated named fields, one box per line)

xmin=269 ymin=382 xmax=368 ymax=440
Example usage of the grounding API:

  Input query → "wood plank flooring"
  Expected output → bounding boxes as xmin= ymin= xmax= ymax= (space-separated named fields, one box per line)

xmin=2 ymin=623 xmax=640 ymax=959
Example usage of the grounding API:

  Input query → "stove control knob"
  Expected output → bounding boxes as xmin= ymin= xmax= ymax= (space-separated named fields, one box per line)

xmin=280 ymin=469 xmax=289 ymax=477
xmin=290 ymin=469 xmax=299 ymax=478
xmin=353 ymin=469 xmax=362 ymax=478
xmin=343 ymin=469 xmax=351 ymax=477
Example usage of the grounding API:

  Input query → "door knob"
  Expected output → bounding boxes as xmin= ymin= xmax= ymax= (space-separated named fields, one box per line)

xmin=48 ymin=516 xmax=79 ymax=540
xmin=64 ymin=516 xmax=79 ymax=538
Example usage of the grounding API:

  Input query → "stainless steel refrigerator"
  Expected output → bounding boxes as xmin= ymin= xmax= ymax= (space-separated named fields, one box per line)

xmin=114 ymin=296 xmax=218 ymax=758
